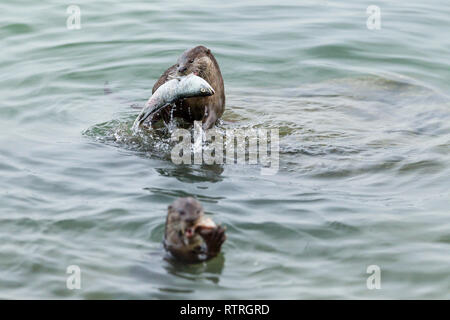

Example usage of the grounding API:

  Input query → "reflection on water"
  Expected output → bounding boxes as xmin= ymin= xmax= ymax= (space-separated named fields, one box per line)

xmin=163 ymin=255 xmax=226 ymax=284
xmin=154 ymin=165 xmax=225 ymax=183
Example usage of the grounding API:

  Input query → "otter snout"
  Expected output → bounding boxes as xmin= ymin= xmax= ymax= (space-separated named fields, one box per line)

xmin=177 ymin=65 xmax=188 ymax=74
xmin=184 ymin=215 xmax=200 ymax=225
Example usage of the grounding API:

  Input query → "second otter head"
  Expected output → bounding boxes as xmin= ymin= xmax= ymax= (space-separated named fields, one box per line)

xmin=176 ymin=45 xmax=212 ymax=78
xmin=167 ymin=197 xmax=204 ymax=239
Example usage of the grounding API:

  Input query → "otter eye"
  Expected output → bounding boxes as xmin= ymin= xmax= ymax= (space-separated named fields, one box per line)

xmin=189 ymin=59 xmax=194 ymax=63
xmin=176 ymin=64 xmax=179 ymax=67
xmin=196 ymin=210 xmax=201 ymax=214
xmin=179 ymin=210 xmax=185 ymax=216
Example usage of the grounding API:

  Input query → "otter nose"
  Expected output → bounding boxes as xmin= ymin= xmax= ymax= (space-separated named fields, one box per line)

xmin=178 ymin=66 xmax=187 ymax=73
xmin=184 ymin=216 xmax=197 ymax=224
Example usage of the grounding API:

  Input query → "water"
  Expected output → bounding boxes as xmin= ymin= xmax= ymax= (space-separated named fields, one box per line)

xmin=1 ymin=0 xmax=449 ymax=299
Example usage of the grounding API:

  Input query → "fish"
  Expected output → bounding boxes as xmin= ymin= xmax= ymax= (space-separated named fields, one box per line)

xmin=194 ymin=216 xmax=217 ymax=231
xmin=132 ymin=74 xmax=215 ymax=131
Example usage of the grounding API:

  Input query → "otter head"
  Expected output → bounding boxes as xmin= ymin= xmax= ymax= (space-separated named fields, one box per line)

xmin=166 ymin=197 xmax=204 ymax=242
xmin=176 ymin=46 xmax=212 ymax=78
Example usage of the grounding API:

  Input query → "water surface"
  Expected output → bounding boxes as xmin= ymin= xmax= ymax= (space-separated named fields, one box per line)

xmin=1 ymin=0 xmax=449 ymax=299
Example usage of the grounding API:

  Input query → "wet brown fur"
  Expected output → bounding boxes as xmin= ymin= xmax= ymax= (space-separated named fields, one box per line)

xmin=151 ymin=46 xmax=225 ymax=129
xmin=164 ymin=197 xmax=226 ymax=263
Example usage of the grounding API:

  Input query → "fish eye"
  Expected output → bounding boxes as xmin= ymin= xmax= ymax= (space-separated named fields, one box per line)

xmin=200 ymin=88 xmax=206 ymax=93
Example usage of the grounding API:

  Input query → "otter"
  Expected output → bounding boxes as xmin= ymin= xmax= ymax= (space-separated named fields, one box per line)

xmin=164 ymin=197 xmax=226 ymax=263
xmin=151 ymin=46 xmax=225 ymax=130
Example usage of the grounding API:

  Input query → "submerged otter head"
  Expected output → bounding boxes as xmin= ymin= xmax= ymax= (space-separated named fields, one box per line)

xmin=164 ymin=197 xmax=225 ymax=263
xmin=176 ymin=45 xmax=213 ymax=78
xmin=165 ymin=197 xmax=204 ymax=244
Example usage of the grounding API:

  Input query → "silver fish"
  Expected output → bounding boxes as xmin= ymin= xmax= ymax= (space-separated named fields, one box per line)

xmin=132 ymin=74 xmax=214 ymax=130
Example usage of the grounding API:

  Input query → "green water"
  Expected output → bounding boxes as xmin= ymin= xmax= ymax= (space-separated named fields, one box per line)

xmin=1 ymin=0 xmax=449 ymax=299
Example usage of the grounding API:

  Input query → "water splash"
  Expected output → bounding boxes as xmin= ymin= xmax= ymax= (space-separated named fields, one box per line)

xmin=83 ymin=114 xmax=174 ymax=158
xmin=192 ymin=120 xmax=205 ymax=157
xmin=166 ymin=105 xmax=178 ymax=132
